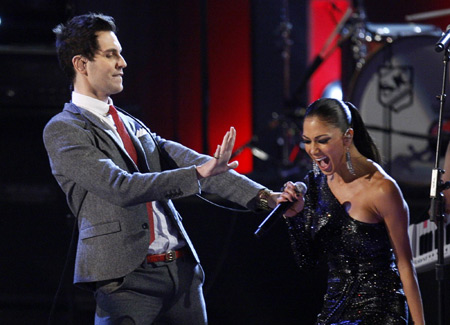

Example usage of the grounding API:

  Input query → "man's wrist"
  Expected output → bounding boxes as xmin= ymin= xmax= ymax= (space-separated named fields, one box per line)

xmin=255 ymin=188 xmax=273 ymax=212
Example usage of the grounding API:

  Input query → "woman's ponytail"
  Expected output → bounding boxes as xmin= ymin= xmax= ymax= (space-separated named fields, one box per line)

xmin=345 ymin=101 xmax=381 ymax=164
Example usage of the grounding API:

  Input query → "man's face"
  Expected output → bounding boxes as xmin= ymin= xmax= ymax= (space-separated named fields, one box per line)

xmin=84 ymin=31 xmax=127 ymax=101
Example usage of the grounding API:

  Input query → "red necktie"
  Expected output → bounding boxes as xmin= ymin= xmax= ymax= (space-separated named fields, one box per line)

xmin=109 ymin=105 xmax=155 ymax=244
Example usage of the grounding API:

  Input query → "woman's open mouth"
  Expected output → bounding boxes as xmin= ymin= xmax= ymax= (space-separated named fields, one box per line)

xmin=316 ymin=156 xmax=331 ymax=172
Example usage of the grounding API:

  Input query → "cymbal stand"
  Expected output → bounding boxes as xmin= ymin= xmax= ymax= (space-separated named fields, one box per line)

xmin=349 ymin=0 xmax=369 ymax=71
xmin=277 ymin=0 xmax=298 ymax=168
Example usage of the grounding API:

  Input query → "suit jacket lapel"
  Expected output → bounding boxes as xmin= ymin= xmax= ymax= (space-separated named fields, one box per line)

xmin=65 ymin=103 xmax=140 ymax=170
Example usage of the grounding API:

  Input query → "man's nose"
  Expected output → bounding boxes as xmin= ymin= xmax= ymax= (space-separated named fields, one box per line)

xmin=117 ymin=54 xmax=127 ymax=68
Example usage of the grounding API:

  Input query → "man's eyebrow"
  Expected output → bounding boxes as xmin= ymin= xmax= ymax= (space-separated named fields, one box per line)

xmin=98 ymin=48 xmax=121 ymax=54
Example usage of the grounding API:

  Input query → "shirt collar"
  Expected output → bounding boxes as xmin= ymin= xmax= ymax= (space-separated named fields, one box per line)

xmin=71 ymin=92 xmax=114 ymax=117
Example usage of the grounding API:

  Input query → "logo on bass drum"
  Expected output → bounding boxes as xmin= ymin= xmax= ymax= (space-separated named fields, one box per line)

xmin=377 ymin=65 xmax=414 ymax=112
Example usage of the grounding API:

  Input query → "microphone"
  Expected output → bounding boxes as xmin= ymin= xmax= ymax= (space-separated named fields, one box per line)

xmin=254 ymin=182 xmax=307 ymax=238
xmin=435 ymin=24 xmax=450 ymax=53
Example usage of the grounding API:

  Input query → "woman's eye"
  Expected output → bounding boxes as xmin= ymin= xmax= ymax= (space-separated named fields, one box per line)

xmin=318 ymin=138 xmax=330 ymax=144
xmin=301 ymin=139 xmax=311 ymax=144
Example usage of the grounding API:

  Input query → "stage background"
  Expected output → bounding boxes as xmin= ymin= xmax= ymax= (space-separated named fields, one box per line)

xmin=0 ymin=0 xmax=449 ymax=324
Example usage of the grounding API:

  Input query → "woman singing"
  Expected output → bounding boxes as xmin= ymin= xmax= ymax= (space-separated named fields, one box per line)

xmin=280 ymin=98 xmax=425 ymax=324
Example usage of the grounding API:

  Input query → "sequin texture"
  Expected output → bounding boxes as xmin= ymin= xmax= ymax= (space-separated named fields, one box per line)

xmin=286 ymin=172 xmax=408 ymax=324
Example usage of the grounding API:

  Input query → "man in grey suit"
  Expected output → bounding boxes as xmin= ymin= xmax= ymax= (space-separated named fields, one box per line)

xmin=43 ymin=13 xmax=278 ymax=324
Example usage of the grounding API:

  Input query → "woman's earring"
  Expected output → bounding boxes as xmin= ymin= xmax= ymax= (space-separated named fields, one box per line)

xmin=346 ymin=148 xmax=356 ymax=175
xmin=313 ymin=160 xmax=320 ymax=176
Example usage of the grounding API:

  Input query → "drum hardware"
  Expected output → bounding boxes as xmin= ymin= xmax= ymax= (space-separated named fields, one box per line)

xmin=231 ymin=135 xmax=271 ymax=162
xmin=347 ymin=0 xmax=370 ymax=71
xmin=278 ymin=0 xmax=299 ymax=170
xmin=292 ymin=7 xmax=353 ymax=107
xmin=365 ymin=124 xmax=450 ymax=178
xmin=377 ymin=59 xmax=413 ymax=173
xmin=365 ymin=123 xmax=450 ymax=142
xmin=405 ymin=8 xmax=450 ymax=22
xmin=246 ymin=0 xmax=306 ymax=176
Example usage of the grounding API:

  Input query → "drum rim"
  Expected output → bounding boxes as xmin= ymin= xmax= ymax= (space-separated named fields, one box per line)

xmin=346 ymin=34 xmax=442 ymax=104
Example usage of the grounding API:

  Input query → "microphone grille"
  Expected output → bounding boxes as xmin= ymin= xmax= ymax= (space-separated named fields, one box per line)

xmin=294 ymin=181 xmax=308 ymax=195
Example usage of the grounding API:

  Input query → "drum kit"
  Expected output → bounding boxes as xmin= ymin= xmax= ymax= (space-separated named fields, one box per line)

xmin=330 ymin=5 xmax=450 ymax=187
xmin=255 ymin=3 xmax=449 ymax=188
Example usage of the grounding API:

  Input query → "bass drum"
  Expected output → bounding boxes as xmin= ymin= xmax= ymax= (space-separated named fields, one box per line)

xmin=348 ymin=34 xmax=448 ymax=187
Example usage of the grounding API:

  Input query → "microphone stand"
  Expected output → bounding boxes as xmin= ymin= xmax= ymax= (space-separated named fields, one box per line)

xmin=429 ymin=47 xmax=450 ymax=325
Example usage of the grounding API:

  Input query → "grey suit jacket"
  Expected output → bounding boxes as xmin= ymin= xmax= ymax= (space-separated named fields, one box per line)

xmin=43 ymin=102 xmax=264 ymax=287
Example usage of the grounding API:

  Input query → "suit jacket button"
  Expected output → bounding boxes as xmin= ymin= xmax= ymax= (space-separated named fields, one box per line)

xmin=142 ymin=223 xmax=148 ymax=229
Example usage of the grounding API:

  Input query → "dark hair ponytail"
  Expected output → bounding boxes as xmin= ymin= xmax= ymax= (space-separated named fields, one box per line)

xmin=304 ymin=98 xmax=381 ymax=164
xmin=344 ymin=101 xmax=381 ymax=163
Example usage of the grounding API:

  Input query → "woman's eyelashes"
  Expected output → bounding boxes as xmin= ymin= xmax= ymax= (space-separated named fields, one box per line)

xmin=301 ymin=137 xmax=331 ymax=145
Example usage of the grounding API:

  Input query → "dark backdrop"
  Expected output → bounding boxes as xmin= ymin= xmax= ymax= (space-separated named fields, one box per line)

xmin=0 ymin=1 xmax=449 ymax=324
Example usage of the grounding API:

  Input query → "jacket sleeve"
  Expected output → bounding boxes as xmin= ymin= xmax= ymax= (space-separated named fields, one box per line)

xmin=43 ymin=113 xmax=202 ymax=209
xmin=152 ymin=133 xmax=266 ymax=210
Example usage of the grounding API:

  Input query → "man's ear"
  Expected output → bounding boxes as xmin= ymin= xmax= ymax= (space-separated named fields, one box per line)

xmin=72 ymin=55 xmax=88 ymax=74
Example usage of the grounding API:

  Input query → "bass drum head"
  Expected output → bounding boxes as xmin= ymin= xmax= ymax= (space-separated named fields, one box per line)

xmin=348 ymin=34 xmax=449 ymax=187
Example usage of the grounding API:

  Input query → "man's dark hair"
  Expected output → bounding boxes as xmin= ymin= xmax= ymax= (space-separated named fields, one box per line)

xmin=53 ymin=13 xmax=117 ymax=83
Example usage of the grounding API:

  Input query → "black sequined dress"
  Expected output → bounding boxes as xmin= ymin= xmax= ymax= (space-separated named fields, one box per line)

xmin=286 ymin=172 xmax=408 ymax=324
